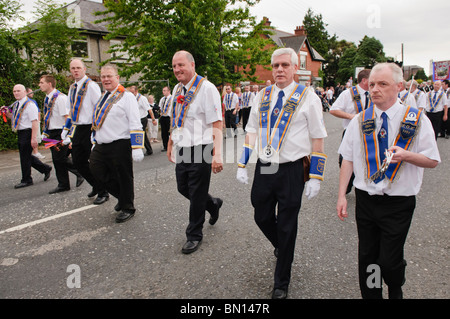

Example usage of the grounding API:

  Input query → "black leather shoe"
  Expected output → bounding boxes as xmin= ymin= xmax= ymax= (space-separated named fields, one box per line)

xmin=114 ymin=203 xmax=121 ymax=211
xmin=49 ymin=187 xmax=70 ymax=194
xmin=87 ymin=189 xmax=97 ymax=198
xmin=76 ymin=176 xmax=84 ymax=187
xmin=272 ymin=288 xmax=288 ymax=299
xmin=115 ymin=211 xmax=135 ymax=223
xmin=181 ymin=240 xmax=202 ymax=254
xmin=209 ymin=198 xmax=223 ymax=225
xmin=388 ymin=286 xmax=403 ymax=299
xmin=44 ymin=167 xmax=52 ymax=181
xmin=274 ymin=248 xmax=279 ymax=258
xmin=93 ymin=195 xmax=109 ymax=205
xmin=14 ymin=181 xmax=33 ymax=189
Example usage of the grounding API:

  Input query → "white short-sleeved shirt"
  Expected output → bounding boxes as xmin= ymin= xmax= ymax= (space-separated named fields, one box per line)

xmin=398 ymin=89 xmax=417 ymax=108
xmin=241 ymin=91 xmax=253 ymax=108
xmin=67 ymin=75 xmax=102 ymax=125
xmin=46 ymin=89 xmax=69 ymax=130
xmin=159 ymin=95 xmax=173 ymax=117
xmin=425 ymin=90 xmax=448 ymax=113
xmin=13 ymin=97 xmax=38 ymax=130
xmin=94 ymin=87 xmax=143 ymax=144
xmin=136 ymin=93 xmax=150 ymax=119
xmin=171 ymin=76 xmax=222 ymax=148
xmin=246 ymin=81 xmax=327 ymax=164
xmin=223 ymin=93 xmax=239 ymax=110
xmin=412 ymin=89 xmax=427 ymax=109
xmin=330 ymin=85 xmax=370 ymax=129
xmin=338 ymin=101 xmax=441 ymax=196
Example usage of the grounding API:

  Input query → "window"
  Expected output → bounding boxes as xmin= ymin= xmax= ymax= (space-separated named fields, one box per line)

xmin=110 ymin=40 xmax=130 ymax=61
xmin=300 ymin=55 xmax=307 ymax=70
xmin=72 ymin=40 xmax=89 ymax=58
xmin=71 ymin=39 xmax=89 ymax=58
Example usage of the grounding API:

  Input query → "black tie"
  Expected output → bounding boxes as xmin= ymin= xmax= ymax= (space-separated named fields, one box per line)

xmin=183 ymin=87 xmax=187 ymax=95
xmin=71 ymin=83 xmax=78 ymax=103
xmin=364 ymin=91 xmax=369 ymax=109
xmin=98 ymin=91 xmax=111 ymax=108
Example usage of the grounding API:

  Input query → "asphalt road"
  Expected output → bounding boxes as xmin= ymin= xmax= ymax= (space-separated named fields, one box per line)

xmin=0 ymin=112 xmax=448 ymax=300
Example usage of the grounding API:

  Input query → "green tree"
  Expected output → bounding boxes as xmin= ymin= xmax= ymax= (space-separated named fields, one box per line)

xmin=0 ymin=0 xmax=29 ymax=150
xmin=97 ymin=0 xmax=272 ymax=91
xmin=302 ymin=8 xmax=339 ymax=86
xmin=412 ymin=69 xmax=428 ymax=81
xmin=21 ymin=0 xmax=82 ymax=75
xmin=353 ymin=35 xmax=387 ymax=69
xmin=336 ymin=44 xmax=357 ymax=84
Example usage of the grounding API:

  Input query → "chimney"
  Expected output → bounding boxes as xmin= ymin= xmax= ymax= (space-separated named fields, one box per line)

xmin=294 ymin=26 xmax=307 ymax=36
xmin=263 ymin=16 xmax=271 ymax=27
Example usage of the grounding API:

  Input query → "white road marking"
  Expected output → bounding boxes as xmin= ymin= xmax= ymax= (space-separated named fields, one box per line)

xmin=0 ymin=204 xmax=97 ymax=235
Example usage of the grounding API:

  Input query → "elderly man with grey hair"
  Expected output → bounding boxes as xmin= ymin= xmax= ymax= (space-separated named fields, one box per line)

xmin=1 ymin=84 xmax=52 ymax=188
xmin=236 ymin=47 xmax=327 ymax=299
xmin=337 ymin=62 xmax=440 ymax=299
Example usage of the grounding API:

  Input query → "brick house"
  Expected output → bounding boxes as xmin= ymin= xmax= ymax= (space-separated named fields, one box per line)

xmin=243 ymin=17 xmax=325 ymax=87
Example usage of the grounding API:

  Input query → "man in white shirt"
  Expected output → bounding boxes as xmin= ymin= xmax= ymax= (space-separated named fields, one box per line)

xmin=63 ymin=58 xmax=108 ymax=204
xmin=89 ymin=65 xmax=145 ymax=223
xmin=330 ymin=69 xmax=372 ymax=194
xmin=398 ymin=80 xmax=417 ymax=108
xmin=159 ymin=86 xmax=172 ymax=151
xmin=407 ymin=80 xmax=426 ymax=110
xmin=425 ymin=80 xmax=448 ymax=139
xmin=223 ymin=85 xmax=239 ymax=138
xmin=439 ymin=80 xmax=450 ymax=138
xmin=168 ymin=50 xmax=223 ymax=255
xmin=241 ymin=85 xmax=254 ymax=132
xmin=1 ymin=84 xmax=52 ymax=188
xmin=39 ymin=75 xmax=83 ymax=194
xmin=236 ymin=48 xmax=327 ymax=299
xmin=337 ymin=62 xmax=440 ymax=299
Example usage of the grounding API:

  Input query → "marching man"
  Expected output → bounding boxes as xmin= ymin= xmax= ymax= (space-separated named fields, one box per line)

xmin=236 ymin=48 xmax=327 ymax=299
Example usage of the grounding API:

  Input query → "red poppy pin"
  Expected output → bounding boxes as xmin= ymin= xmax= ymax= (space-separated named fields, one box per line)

xmin=177 ymin=95 xmax=185 ymax=104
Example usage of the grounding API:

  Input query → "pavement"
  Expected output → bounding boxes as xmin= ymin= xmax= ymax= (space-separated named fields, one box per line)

xmin=0 ymin=113 xmax=448 ymax=303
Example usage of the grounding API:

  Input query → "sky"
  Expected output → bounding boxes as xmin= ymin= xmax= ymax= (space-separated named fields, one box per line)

xmin=14 ymin=0 xmax=450 ymax=76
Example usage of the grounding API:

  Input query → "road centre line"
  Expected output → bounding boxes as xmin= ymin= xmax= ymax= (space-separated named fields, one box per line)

xmin=0 ymin=204 xmax=97 ymax=235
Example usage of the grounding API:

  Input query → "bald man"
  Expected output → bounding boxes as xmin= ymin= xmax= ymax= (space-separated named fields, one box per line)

xmin=1 ymin=84 xmax=52 ymax=188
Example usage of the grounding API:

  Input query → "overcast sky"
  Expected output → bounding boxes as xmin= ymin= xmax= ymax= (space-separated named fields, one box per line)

xmin=16 ymin=0 xmax=450 ymax=76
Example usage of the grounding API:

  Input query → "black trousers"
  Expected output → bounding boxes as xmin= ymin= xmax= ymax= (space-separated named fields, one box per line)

xmin=426 ymin=111 xmax=443 ymax=140
xmin=71 ymin=124 xmax=107 ymax=196
xmin=224 ymin=109 xmax=237 ymax=136
xmin=140 ymin=117 xmax=153 ymax=154
xmin=89 ymin=139 xmax=135 ymax=213
xmin=160 ymin=116 xmax=171 ymax=150
xmin=242 ymin=107 xmax=251 ymax=132
xmin=355 ymin=188 xmax=415 ymax=299
xmin=251 ymin=159 xmax=305 ymax=290
xmin=48 ymin=129 xmax=80 ymax=189
xmin=175 ymin=144 xmax=218 ymax=241
xmin=17 ymin=129 xmax=51 ymax=184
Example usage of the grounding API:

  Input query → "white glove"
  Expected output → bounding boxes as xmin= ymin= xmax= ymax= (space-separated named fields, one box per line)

xmin=132 ymin=148 xmax=144 ymax=162
xmin=61 ymin=129 xmax=68 ymax=140
xmin=304 ymin=179 xmax=321 ymax=200
xmin=236 ymin=167 xmax=249 ymax=184
xmin=62 ymin=136 xmax=71 ymax=145
xmin=41 ymin=133 xmax=48 ymax=141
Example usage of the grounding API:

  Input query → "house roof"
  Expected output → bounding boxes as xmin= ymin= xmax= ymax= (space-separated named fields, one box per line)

xmin=266 ymin=28 xmax=326 ymax=62
xmin=65 ymin=0 xmax=110 ymax=34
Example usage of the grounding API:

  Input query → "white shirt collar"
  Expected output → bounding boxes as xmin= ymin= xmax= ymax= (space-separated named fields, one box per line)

xmin=75 ymin=75 xmax=88 ymax=87
xmin=273 ymin=81 xmax=296 ymax=97
xmin=375 ymin=100 xmax=402 ymax=120
xmin=46 ymin=89 xmax=57 ymax=98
